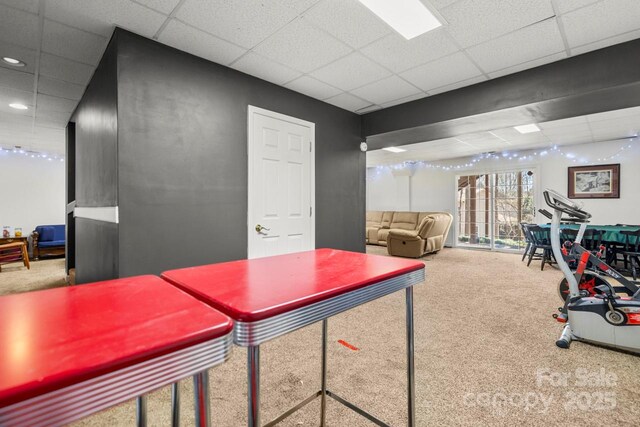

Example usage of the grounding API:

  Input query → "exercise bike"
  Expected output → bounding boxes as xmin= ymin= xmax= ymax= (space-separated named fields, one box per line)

xmin=544 ymin=189 xmax=640 ymax=354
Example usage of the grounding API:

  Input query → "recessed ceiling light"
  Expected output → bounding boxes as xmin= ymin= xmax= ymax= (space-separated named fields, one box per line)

xmin=2 ymin=57 xmax=25 ymax=67
xmin=514 ymin=124 xmax=541 ymax=134
xmin=382 ymin=146 xmax=407 ymax=153
xmin=9 ymin=103 xmax=28 ymax=110
xmin=358 ymin=0 xmax=443 ymax=40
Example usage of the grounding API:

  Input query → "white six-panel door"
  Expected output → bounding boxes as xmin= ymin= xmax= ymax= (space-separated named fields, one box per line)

xmin=248 ymin=106 xmax=314 ymax=259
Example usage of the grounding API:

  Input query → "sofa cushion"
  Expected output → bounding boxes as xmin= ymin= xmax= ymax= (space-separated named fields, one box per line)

xmin=417 ymin=217 xmax=435 ymax=238
xmin=52 ymin=225 xmax=65 ymax=241
xmin=38 ymin=226 xmax=55 ymax=242
xmin=377 ymin=228 xmax=391 ymax=244
xmin=366 ymin=211 xmax=383 ymax=228
xmin=39 ymin=240 xmax=65 ymax=248
xmin=390 ymin=212 xmax=419 ymax=230
xmin=381 ymin=211 xmax=393 ymax=229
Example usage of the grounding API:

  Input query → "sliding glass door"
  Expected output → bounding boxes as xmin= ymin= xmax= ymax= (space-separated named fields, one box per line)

xmin=456 ymin=169 xmax=535 ymax=251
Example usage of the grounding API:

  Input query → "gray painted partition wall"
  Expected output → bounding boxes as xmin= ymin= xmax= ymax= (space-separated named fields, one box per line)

xmin=71 ymin=29 xmax=364 ymax=282
xmin=71 ymin=36 xmax=119 ymax=284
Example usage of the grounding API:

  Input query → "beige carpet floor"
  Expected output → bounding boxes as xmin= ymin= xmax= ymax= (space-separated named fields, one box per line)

xmin=2 ymin=248 xmax=639 ymax=426
xmin=0 ymin=258 xmax=66 ymax=296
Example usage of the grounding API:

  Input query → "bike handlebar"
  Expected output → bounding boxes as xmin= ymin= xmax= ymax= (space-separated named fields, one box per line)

xmin=543 ymin=189 xmax=591 ymax=221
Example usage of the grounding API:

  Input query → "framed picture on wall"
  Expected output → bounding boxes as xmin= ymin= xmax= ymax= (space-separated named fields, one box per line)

xmin=568 ymin=163 xmax=620 ymax=199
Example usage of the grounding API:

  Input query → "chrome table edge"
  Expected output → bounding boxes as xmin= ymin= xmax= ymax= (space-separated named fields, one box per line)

xmin=0 ymin=333 xmax=233 ymax=427
xmin=234 ymin=268 xmax=425 ymax=346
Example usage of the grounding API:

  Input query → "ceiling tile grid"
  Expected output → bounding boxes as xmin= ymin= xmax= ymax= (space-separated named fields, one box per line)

xmin=176 ymin=0 xmax=300 ymax=50
xmin=230 ymin=51 xmax=302 ymax=86
xmin=0 ymin=0 xmax=639 ymax=155
xmin=284 ymin=75 xmax=342 ymax=100
xmin=158 ymin=19 xmax=247 ymax=66
xmin=310 ymin=52 xmax=391 ymax=91
xmin=400 ymin=52 xmax=484 ymax=93
xmin=466 ymin=18 xmax=566 ymax=73
xmin=350 ymin=75 xmax=423 ymax=106
xmin=303 ymin=0 xmax=391 ymax=49
xmin=561 ymin=0 xmax=640 ymax=49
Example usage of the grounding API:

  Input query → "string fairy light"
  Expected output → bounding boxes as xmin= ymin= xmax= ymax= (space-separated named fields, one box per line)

xmin=367 ymin=138 xmax=638 ymax=179
xmin=0 ymin=146 xmax=64 ymax=162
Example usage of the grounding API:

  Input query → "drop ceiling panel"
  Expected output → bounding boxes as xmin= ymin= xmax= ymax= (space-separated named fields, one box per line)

xmin=0 ymin=41 xmax=37 ymax=74
xmin=310 ymin=52 xmax=391 ymax=91
xmin=42 ymin=20 xmax=107 ymax=65
xmin=158 ymin=19 xmax=247 ymax=66
xmin=380 ymin=93 xmax=426 ymax=108
xmin=555 ymin=0 xmax=599 ymax=14
xmin=427 ymin=74 xmax=487 ymax=96
xmin=177 ymin=0 xmax=299 ymax=49
xmin=45 ymin=0 xmax=167 ymax=38
xmin=284 ymin=75 xmax=341 ymax=100
xmin=324 ymin=92 xmax=371 ymax=112
xmin=0 ymin=0 xmax=39 ymax=14
xmin=350 ymin=75 xmax=422 ymax=105
xmin=37 ymin=94 xmax=77 ymax=113
xmin=39 ymin=53 xmax=94 ymax=85
xmin=0 ymin=4 xmax=40 ymax=49
xmin=38 ymin=76 xmax=85 ymax=100
xmin=488 ymin=52 xmax=568 ymax=79
xmin=360 ymin=29 xmax=459 ymax=73
xmin=253 ymin=18 xmax=352 ymax=73
xmin=0 ymin=67 xmax=34 ymax=93
xmin=561 ymin=0 xmax=640 ymax=48
xmin=231 ymin=52 xmax=301 ymax=85
xmin=570 ymin=28 xmax=640 ymax=56
xmin=400 ymin=52 xmax=483 ymax=93
xmin=35 ymin=109 xmax=71 ymax=128
xmin=467 ymin=18 xmax=565 ymax=73
xmin=133 ymin=0 xmax=181 ymax=15
xmin=304 ymin=0 xmax=391 ymax=49
xmin=0 ymin=85 xmax=33 ymax=106
xmin=440 ymin=0 xmax=555 ymax=48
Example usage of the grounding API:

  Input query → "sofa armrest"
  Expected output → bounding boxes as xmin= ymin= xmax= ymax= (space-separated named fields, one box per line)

xmin=416 ymin=217 xmax=435 ymax=239
xmin=388 ymin=229 xmax=420 ymax=241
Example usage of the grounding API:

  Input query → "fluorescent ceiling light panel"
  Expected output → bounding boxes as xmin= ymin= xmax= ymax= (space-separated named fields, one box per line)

xmin=358 ymin=0 xmax=442 ymax=40
xmin=382 ymin=146 xmax=407 ymax=153
xmin=514 ymin=124 xmax=541 ymax=134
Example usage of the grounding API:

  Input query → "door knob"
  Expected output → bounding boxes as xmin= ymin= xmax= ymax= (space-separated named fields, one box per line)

xmin=255 ymin=224 xmax=270 ymax=233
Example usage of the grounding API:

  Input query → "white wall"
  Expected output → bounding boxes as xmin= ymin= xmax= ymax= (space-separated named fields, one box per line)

xmin=0 ymin=153 xmax=65 ymax=238
xmin=367 ymin=139 xmax=640 ymax=246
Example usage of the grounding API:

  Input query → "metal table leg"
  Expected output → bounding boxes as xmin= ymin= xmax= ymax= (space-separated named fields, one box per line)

xmin=406 ymin=286 xmax=416 ymax=427
xmin=193 ymin=371 xmax=211 ymax=427
xmin=248 ymin=346 xmax=261 ymax=427
xmin=136 ymin=395 xmax=147 ymax=427
xmin=320 ymin=319 xmax=328 ymax=426
xmin=171 ymin=382 xmax=180 ymax=427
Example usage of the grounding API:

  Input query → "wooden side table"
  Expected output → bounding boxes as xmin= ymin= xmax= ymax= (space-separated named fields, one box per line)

xmin=0 ymin=236 xmax=28 ymax=246
xmin=0 ymin=242 xmax=30 ymax=272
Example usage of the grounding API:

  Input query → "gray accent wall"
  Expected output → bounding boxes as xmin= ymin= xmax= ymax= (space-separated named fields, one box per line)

xmin=70 ymin=34 xmax=119 ymax=284
xmin=70 ymin=28 xmax=365 ymax=282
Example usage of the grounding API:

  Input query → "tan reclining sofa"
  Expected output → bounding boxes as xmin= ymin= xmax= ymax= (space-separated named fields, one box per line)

xmin=366 ymin=211 xmax=453 ymax=258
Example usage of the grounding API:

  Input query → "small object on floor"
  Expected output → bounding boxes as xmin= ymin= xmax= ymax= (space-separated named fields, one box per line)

xmin=337 ymin=339 xmax=360 ymax=351
xmin=0 ymin=242 xmax=29 ymax=272
xmin=67 ymin=268 xmax=76 ymax=285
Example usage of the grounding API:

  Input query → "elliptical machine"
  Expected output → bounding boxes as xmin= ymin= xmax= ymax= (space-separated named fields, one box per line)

xmin=544 ymin=189 xmax=640 ymax=354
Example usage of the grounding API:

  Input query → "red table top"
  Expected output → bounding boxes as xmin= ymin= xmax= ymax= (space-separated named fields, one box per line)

xmin=161 ymin=249 xmax=424 ymax=322
xmin=0 ymin=275 xmax=233 ymax=406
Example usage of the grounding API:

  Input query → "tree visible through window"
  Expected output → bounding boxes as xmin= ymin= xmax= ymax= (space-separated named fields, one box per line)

xmin=457 ymin=170 xmax=535 ymax=250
